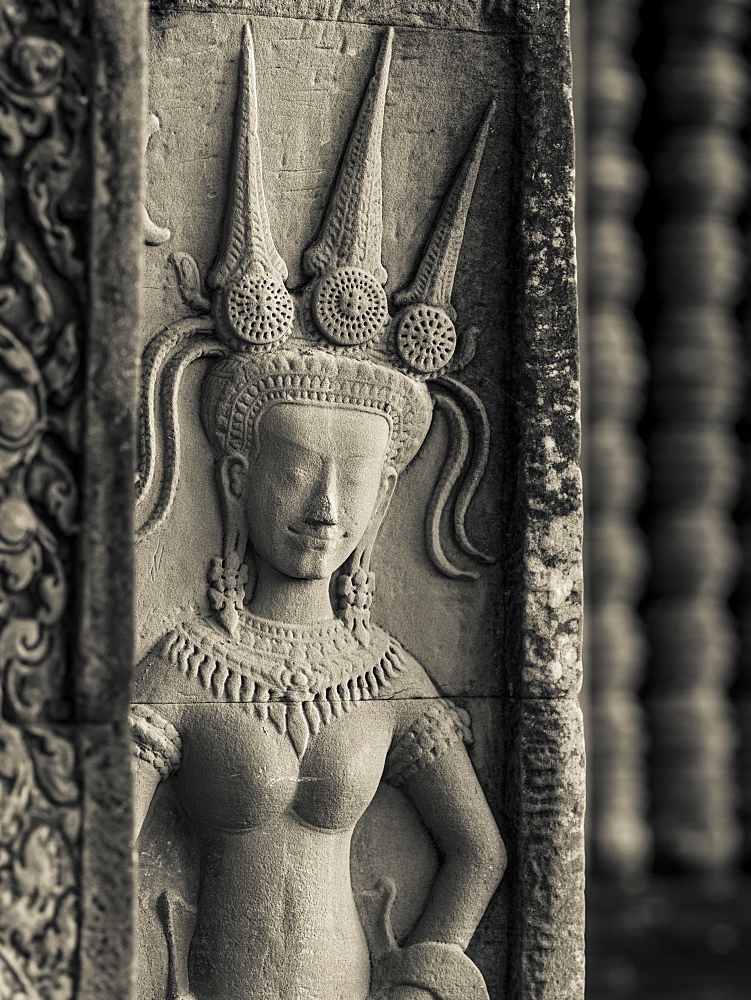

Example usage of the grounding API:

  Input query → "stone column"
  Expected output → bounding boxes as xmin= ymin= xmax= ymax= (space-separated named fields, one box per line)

xmin=736 ymin=31 xmax=751 ymax=870
xmin=0 ymin=1 xmax=145 ymax=999
xmin=586 ymin=0 xmax=651 ymax=878
xmin=644 ymin=0 xmax=746 ymax=871
xmin=504 ymin=5 xmax=584 ymax=996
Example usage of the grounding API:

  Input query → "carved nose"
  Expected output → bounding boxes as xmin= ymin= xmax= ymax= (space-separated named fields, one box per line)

xmin=305 ymin=492 xmax=338 ymax=526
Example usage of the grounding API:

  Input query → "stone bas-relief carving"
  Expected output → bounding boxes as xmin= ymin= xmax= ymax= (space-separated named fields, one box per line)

xmin=0 ymin=2 xmax=581 ymax=999
xmin=0 ymin=3 xmax=89 ymax=998
xmin=134 ymin=22 xmax=506 ymax=1000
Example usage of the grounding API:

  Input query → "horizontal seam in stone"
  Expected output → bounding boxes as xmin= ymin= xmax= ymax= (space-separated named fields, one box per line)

xmin=149 ymin=5 xmax=527 ymax=40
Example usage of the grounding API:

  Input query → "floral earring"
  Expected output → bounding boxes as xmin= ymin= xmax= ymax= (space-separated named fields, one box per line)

xmin=335 ymin=467 xmax=396 ymax=645
xmin=208 ymin=547 xmax=249 ymax=636
xmin=336 ymin=546 xmax=374 ymax=647
xmin=209 ymin=457 xmax=252 ymax=636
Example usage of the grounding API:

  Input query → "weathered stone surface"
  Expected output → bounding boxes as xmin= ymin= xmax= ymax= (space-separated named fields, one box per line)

xmin=138 ymin=13 xmax=512 ymax=699
xmin=504 ymin=25 xmax=582 ymax=703
xmin=79 ymin=0 xmax=146 ymax=724
xmin=151 ymin=0 xmax=513 ymax=34
xmin=500 ymin=9 xmax=584 ymax=997
xmin=78 ymin=723 xmax=134 ymax=1000
xmin=505 ymin=698 xmax=585 ymax=1000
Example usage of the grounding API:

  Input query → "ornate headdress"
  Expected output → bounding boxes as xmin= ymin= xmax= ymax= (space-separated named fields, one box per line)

xmin=136 ymin=24 xmax=495 ymax=641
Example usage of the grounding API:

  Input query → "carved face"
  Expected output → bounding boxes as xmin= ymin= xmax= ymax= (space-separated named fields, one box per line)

xmin=228 ymin=403 xmax=392 ymax=581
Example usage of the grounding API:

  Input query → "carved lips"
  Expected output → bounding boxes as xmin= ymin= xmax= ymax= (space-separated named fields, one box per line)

xmin=288 ymin=523 xmax=345 ymax=550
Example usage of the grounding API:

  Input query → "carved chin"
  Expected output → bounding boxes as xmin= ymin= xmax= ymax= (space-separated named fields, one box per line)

xmin=284 ymin=553 xmax=338 ymax=581
xmin=268 ymin=539 xmax=346 ymax=582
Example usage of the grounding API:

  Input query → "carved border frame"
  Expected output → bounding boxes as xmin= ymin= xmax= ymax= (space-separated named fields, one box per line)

xmin=503 ymin=4 xmax=584 ymax=998
xmin=0 ymin=2 xmax=582 ymax=1000
xmin=0 ymin=1 xmax=145 ymax=998
xmin=78 ymin=2 xmax=146 ymax=993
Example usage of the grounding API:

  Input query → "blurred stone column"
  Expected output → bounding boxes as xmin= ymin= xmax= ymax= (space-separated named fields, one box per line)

xmin=586 ymin=0 xmax=651 ymax=877
xmin=644 ymin=0 xmax=747 ymax=871
xmin=737 ymin=439 xmax=751 ymax=864
xmin=736 ymin=86 xmax=751 ymax=868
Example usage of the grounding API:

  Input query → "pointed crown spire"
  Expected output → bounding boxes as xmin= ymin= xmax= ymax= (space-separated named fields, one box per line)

xmin=391 ymin=101 xmax=495 ymax=374
xmin=303 ymin=29 xmax=394 ymax=349
xmin=395 ymin=100 xmax=495 ymax=317
xmin=303 ymin=28 xmax=393 ymax=283
xmin=207 ymin=25 xmax=493 ymax=377
xmin=209 ymin=23 xmax=295 ymax=352
xmin=210 ymin=23 xmax=288 ymax=288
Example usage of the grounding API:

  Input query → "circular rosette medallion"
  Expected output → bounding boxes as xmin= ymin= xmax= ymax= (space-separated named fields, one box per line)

xmin=395 ymin=304 xmax=457 ymax=374
xmin=223 ymin=273 xmax=294 ymax=349
xmin=0 ymin=496 xmax=37 ymax=552
xmin=313 ymin=267 xmax=389 ymax=346
xmin=0 ymin=386 xmax=38 ymax=448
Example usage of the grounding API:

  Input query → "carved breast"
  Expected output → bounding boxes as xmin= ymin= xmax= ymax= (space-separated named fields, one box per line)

xmin=177 ymin=701 xmax=394 ymax=833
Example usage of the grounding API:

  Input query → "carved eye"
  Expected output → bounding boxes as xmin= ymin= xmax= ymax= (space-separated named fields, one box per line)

xmin=223 ymin=273 xmax=294 ymax=348
xmin=395 ymin=304 xmax=457 ymax=374
xmin=312 ymin=267 xmax=388 ymax=346
xmin=0 ymin=387 xmax=38 ymax=444
xmin=282 ymin=465 xmax=306 ymax=486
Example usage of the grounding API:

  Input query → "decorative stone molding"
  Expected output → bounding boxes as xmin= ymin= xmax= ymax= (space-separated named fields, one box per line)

xmin=0 ymin=0 xmax=144 ymax=998
xmin=0 ymin=4 xmax=88 ymax=996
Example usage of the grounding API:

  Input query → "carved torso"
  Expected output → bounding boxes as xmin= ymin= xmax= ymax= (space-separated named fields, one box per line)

xmin=131 ymin=613 xmax=471 ymax=1000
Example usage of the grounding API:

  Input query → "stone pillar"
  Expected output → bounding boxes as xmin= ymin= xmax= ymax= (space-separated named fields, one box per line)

xmin=504 ymin=5 xmax=584 ymax=996
xmin=586 ymin=0 xmax=651 ymax=878
xmin=0 ymin=1 xmax=145 ymax=999
xmin=0 ymin=4 xmax=582 ymax=1000
xmin=737 ymin=408 xmax=751 ymax=864
xmin=736 ymin=30 xmax=751 ymax=870
xmin=644 ymin=0 xmax=746 ymax=871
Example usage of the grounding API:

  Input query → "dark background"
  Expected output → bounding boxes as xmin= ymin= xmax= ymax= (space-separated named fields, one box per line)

xmin=576 ymin=1 xmax=751 ymax=996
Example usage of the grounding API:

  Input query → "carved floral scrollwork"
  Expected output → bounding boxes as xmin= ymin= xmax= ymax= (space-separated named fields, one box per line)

xmin=0 ymin=2 xmax=85 ymax=999
xmin=0 ymin=1 xmax=88 ymax=285
xmin=0 ymin=721 xmax=80 ymax=1000
xmin=0 ymin=184 xmax=78 ymax=724
xmin=0 ymin=0 xmax=85 ymax=725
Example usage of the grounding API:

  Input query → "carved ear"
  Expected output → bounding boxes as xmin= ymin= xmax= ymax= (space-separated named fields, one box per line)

xmin=376 ymin=465 xmax=398 ymax=521
xmin=220 ymin=453 xmax=248 ymax=501
xmin=211 ymin=453 xmax=253 ymax=634
xmin=363 ymin=464 xmax=397 ymax=545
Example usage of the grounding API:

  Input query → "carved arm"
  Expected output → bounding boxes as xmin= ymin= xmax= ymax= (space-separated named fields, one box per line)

xmin=133 ymin=754 xmax=161 ymax=842
xmin=401 ymin=743 xmax=506 ymax=950
xmin=369 ymin=742 xmax=505 ymax=1000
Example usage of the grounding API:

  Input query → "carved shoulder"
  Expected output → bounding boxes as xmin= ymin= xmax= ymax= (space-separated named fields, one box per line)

xmin=384 ymin=642 xmax=441 ymax=701
xmin=381 ymin=642 xmax=473 ymax=788
xmin=132 ymin=626 xmax=197 ymax=706
xmin=131 ymin=629 xmax=191 ymax=785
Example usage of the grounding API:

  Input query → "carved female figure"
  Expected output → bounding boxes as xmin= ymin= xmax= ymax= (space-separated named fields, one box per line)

xmin=132 ymin=26 xmax=504 ymax=1000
